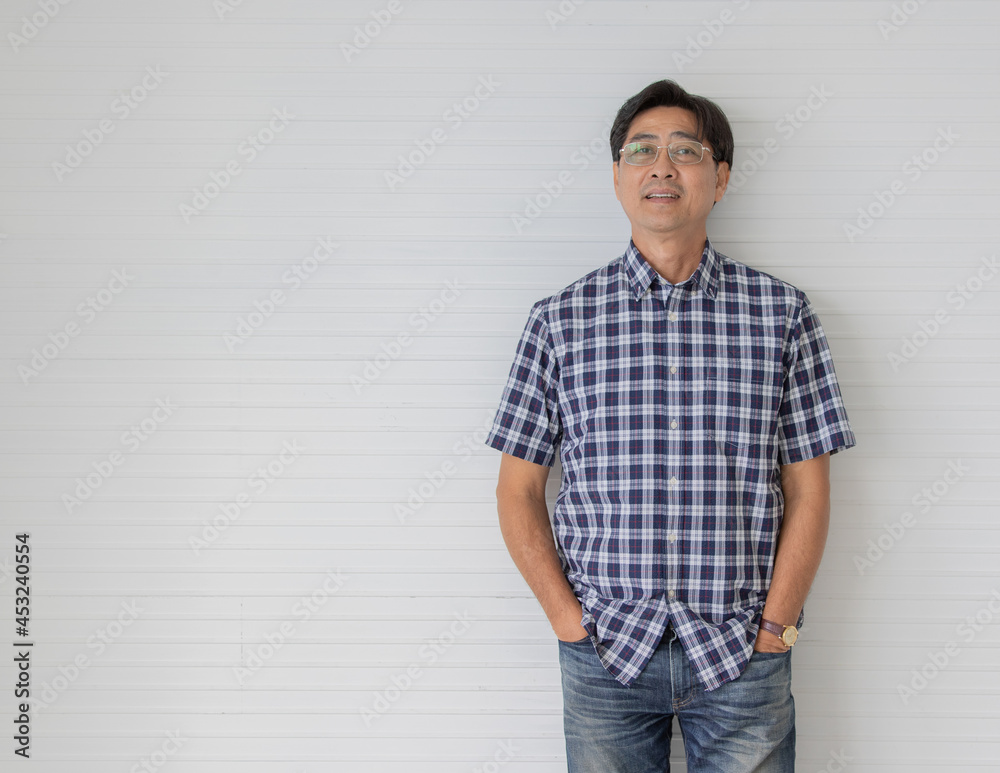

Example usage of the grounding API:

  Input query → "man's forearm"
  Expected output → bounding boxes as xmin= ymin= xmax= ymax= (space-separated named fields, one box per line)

xmin=760 ymin=454 xmax=832 ymax=640
xmin=497 ymin=491 xmax=586 ymax=640
xmin=761 ymin=492 xmax=830 ymax=627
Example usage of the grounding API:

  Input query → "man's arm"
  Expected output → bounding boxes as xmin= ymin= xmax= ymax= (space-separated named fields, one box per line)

xmin=496 ymin=452 xmax=588 ymax=642
xmin=755 ymin=451 xmax=831 ymax=652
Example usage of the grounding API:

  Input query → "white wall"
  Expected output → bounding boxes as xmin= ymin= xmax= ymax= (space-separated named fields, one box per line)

xmin=0 ymin=1 xmax=997 ymax=770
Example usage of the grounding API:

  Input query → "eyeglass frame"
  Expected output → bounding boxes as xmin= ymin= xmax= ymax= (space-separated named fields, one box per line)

xmin=618 ymin=139 xmax=717 ymax=166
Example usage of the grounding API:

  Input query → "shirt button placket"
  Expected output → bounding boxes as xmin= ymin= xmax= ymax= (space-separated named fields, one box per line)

xmin=664 ymin=292 xmax=682 ymax=603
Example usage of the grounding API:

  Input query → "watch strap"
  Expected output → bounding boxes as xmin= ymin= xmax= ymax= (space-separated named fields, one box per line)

xmin=759 ymin=618 xmax=787 ymax=638
xmin=760 ymin=617 xmax=797 ymax=645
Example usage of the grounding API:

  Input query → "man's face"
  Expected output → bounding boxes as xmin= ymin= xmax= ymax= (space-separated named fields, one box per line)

xmin=613 ymin=105 xmax=730 ymax=244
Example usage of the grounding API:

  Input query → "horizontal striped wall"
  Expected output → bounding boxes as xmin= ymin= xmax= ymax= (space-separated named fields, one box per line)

xmin=0 ymin=1 xmax=997 ymax=770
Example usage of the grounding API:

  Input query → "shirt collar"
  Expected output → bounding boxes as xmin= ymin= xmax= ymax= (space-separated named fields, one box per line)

xmin=623 ymin=238 xmax=721 ymax=301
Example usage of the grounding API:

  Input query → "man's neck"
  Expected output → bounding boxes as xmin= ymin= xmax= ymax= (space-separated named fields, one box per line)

xmin=631 ymin=229 xmax=708 ymax=285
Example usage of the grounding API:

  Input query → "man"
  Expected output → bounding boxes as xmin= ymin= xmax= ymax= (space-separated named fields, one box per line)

xmin=485 ymin=80 xmax=855 ymax=772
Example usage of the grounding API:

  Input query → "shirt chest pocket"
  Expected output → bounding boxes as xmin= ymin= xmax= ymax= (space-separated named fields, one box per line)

xmin=703 ymin=367 xmax=777 ymax=451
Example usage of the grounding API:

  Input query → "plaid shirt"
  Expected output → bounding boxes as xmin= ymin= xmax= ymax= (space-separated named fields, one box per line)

xmin=486 ymin=240 xmax=855 ymax=691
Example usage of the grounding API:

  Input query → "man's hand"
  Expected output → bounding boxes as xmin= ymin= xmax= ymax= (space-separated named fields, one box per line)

xmin=552 ymin=603 xmax=589 ymax=642
xmin=753 ymin=629 xmax=789 ymax=654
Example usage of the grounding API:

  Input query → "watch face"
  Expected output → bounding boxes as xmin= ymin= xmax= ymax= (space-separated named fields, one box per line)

xmin=781 ymin=626 xmax=798 ymax=646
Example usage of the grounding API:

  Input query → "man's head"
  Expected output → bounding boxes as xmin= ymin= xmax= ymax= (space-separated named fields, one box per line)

xmin=610 ymin=81 xmax=734 ymax=249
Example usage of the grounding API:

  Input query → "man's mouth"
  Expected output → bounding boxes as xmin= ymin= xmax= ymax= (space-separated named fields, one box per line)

xmin=645 ymin=192 xmax=680 ymax=199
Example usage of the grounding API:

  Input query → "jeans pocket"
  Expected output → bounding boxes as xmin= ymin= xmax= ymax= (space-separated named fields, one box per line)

xmin=751 ymin=648 xmax=791 ymax=659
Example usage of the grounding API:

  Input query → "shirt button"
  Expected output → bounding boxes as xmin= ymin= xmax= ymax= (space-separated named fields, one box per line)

xmin=669 ymin=419 xmax=678 ymax=429
xmin=669 ymin=365 xmax=678 ymax=375
xmin=668 ymin=476 xmax=678 ymax=488
xmin=668 ymin=312 xmax=677 ymax=322
xmin=668 ymin=534 xmax=677 ymax=542
xmin=667 ymin=589 xmax=676 ymax=599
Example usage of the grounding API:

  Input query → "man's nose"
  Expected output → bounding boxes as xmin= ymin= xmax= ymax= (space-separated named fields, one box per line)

xmin=649 ymin=150 xmax=677 ymax=177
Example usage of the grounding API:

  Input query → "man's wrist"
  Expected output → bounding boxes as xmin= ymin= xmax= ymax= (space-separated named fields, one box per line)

xmin=759 ymin=616 xmax=798 ymax=647
xmin=549 ymin=599 xmax=586 ymax=638
xmin=759 ymin=604 xmax=802 ymax=632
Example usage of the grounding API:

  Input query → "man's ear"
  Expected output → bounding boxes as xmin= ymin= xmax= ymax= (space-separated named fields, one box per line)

xmin=714 ymin=161 xmax=730 ymax=203
xmin=612 ymin=160 xmax=622 ymax=202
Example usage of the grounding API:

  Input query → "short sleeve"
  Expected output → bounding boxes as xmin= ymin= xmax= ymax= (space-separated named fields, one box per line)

xmin=485 ymin=301 xmax=562 ymax=466
xmin=776 ymin=297 xmax=856 ymax=465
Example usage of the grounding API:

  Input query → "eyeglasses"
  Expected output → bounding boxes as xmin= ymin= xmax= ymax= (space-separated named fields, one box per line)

xmin=619 ymin=140 xmax=713 ymax=166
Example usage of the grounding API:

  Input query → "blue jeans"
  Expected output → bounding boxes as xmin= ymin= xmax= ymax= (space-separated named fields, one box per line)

xmin=559 ymin=626 xmax=794 ymax=772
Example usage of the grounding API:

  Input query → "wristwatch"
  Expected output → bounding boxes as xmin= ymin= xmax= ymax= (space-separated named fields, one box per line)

xmin=759 ymin=618 xmax=798 ymax=647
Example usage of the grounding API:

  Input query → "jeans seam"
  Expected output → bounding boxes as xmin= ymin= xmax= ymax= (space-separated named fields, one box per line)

xmin=669 ymin=637 xmax=695 ymax=710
